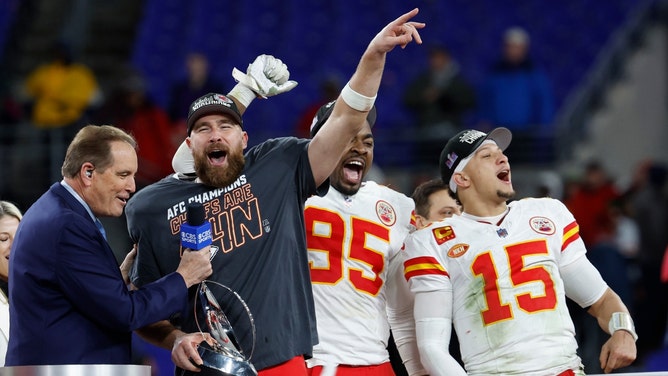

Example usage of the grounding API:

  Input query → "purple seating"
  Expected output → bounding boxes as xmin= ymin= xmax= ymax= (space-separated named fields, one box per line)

xmin=130 ymin=0 xmax=648 ymax=165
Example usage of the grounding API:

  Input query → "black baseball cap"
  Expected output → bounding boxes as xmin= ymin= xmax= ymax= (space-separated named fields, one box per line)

xmin=309 ymin=100 xmax=377 ymax=137
xmin=439 ymin=127 xmax=512 ymax=189
xmin=186 ymin=93 xmax=243 ymax=135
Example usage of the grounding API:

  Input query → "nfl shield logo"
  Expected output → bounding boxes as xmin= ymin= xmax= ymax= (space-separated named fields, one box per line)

xmin=496 ymin=228 xmax=508 ymax=238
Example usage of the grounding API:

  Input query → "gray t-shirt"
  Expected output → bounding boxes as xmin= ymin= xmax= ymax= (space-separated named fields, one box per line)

xmin=126 ymin=137 xmax=327 ymax=371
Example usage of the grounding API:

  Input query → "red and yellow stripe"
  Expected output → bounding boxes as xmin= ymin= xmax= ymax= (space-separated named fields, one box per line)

xmin=404 ymin=256 xmax=448 ymax=280
xmin=561 ymin=220 xmax=580 ymax=252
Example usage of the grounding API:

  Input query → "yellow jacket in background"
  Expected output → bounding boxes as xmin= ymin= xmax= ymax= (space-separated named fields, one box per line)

xmin=25 ymin=62 xmax=99 ymax=128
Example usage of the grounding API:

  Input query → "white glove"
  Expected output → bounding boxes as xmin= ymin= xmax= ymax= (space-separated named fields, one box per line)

xmin=232 ymin=54 xmax=298 ymax=98
xmin=260 ymin=54 xmax=288 ymax=85
xmin=172 ymin=140 xmax=195 ymax=175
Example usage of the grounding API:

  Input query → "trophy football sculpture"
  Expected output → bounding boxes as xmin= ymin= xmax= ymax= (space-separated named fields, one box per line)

xmin=194 ymin=281 xmax=257 ymax=376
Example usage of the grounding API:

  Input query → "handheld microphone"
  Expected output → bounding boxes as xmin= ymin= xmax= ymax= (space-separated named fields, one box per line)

xmin=180 ymin=203 xmax=213 ymax=250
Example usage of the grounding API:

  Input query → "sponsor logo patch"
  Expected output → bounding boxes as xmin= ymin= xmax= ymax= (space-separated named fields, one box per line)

xmin=447 ymin=243 xmax=469 ymax=258
xmin=432 ymin=225 xmax=455 ymax=245
xmin=530 ymin=216 xmax=556 ymax=235
xmin=376 ymin=200 xmax=396 ymax=226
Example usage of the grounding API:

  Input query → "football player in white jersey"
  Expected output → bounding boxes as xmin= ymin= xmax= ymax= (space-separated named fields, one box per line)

xmin=304 ymin=101 xmax=426 ymax=376
xmin=410 ymin=178 xmax=464 ymax=368
xmin=403 ymin=127 xmax=637 ymax=376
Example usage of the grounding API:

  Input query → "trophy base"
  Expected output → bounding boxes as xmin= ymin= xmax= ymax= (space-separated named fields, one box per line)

xmin=193 ymin=342 xmax=258 ymax=376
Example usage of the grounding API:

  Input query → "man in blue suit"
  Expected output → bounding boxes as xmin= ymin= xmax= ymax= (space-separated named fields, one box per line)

xmin=6 ymin=125 xmax=213 ymax=366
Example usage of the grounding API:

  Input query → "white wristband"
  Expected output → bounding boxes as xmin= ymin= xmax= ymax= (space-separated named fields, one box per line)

xmin=340 ymin=82 xmax=376 ymax=112
xmin=229 ymin=83 xmax=257 ymax=108
xmin=608 ymin=312 xmax=638 ymax=341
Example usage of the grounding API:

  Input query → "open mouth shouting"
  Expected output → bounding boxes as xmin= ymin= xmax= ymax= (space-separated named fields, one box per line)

xmin=497 ymin=167 xmax=511 ymax=185
xmin=207 ymin=147 xmax=228 ymax=167
xmin=342 ymin=158 xmax=365 ymax=185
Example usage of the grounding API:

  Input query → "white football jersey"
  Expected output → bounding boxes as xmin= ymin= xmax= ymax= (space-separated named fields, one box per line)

xmin=405 ymin=198 xmax=599 ymax=375
xmin=305 ymin=181 xmax=415 ymax=367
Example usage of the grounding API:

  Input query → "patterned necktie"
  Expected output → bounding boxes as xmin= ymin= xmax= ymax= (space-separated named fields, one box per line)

xmin=95 ymin=219 xmax=107 ymax=240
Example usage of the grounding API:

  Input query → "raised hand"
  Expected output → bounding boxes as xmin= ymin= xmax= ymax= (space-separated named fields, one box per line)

xmin=232 ymin=54 xmax=298 ymax=98
xmin=368 ymin=8 xmax=425 ymax=54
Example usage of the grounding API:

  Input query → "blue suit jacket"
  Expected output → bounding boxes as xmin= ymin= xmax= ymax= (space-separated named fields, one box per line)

xmin=6 ymin=183 xmax=189 ymax=366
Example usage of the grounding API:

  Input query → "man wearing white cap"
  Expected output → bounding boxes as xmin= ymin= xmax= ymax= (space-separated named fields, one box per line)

xmin=402 ymin=127 xmax=637 ymax=375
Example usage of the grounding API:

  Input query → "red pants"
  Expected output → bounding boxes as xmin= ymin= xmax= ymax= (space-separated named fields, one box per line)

xmin=557 ymin=370 xmax=575 ymax=376
xmin=259 ymin=356 xmax=308 ymax=376
xmin=307 ymin=362 xmax=395 ymax=376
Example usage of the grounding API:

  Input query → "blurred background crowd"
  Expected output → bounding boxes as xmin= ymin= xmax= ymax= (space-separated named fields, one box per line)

xmin=0 ymin=0 xmax=667 ymax=374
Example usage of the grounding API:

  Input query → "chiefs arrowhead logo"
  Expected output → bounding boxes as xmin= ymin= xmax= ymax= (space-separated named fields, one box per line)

xmin=530 ymin=216 xmax=556 ymax=235
xmin=376 ymin=200 xmax=397 ymax=226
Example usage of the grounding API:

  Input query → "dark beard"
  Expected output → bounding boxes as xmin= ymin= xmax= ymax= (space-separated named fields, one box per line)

xmin=333 ymin=182 xmax=361 ymax=196
xmin=497 ymin=189 xmax=515 ymax=200
xmin=194 ymin=149 xmax=245 ymax=188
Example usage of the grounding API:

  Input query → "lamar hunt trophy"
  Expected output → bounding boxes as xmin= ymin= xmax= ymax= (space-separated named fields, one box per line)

xmin=194 ymin=281 xmax=257 ymax=376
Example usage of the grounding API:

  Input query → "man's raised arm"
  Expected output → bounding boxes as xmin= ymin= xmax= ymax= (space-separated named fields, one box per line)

xmin=308 ymin=8 xmax=424 ymax=185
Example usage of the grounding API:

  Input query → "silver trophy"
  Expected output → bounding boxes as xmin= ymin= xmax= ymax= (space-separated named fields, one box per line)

xmin=193 ymin=281 xmax=257 ymax=376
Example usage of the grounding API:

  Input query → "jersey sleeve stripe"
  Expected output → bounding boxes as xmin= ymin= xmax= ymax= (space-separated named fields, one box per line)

xmin=562 ymin=220 xmax=580 ymax=252
xmin=404 ymin=256 xmax=449 ymax=280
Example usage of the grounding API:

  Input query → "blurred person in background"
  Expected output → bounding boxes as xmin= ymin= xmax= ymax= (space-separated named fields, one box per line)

xmin=609 ymin=196 xmax=641 ymax=305
xmin=610 ymin=197 xmax=640 ymax=261
xmin=564 ymin=160 xmax=631 ymax=373
xmin=479 ymin=27 xmax=555 ymax=163
xmin=295 ymin=76 xmax=341 ymax=138
xmin=0 ymin=200 xmax=22 ymax=366
xmin=17 ymin=41 xmax=101 ymax=192
xmin=565 ymin=161 xmax=620 ymax=249
xmin=20 ymin=41 xmax=100 ymax=133
xmin=403 ymin=44 xmax=476 ymax=168
xmin=93 ymin=68 xmax=180 ymax=190
xmin=629 ymin=162 xmax=668 ymax=363
xmin=168 ymin=52 xmax=226 ymax=126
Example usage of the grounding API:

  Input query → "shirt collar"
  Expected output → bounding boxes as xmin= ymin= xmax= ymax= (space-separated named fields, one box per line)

xmin=60 ymin=180 xmax=98 ymax=223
